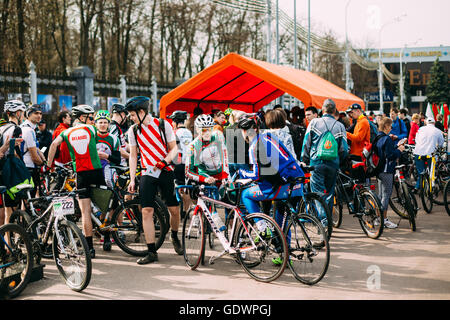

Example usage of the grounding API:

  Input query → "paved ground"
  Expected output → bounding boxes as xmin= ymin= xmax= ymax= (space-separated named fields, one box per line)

xmin=15 ymin=200 xmax=450 ymax=301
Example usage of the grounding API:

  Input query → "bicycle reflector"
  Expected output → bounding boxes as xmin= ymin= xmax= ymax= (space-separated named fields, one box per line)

xmin=370 ymin=185 xmax=376 ymax=191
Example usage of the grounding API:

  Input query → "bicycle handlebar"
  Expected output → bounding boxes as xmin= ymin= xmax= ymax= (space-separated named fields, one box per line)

xmin=28 ymin=188 xmax=88 ymax=202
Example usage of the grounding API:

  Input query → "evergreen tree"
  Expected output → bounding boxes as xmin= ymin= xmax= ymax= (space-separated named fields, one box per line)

xmin=426 ymin=57 xmax=449 ymax=105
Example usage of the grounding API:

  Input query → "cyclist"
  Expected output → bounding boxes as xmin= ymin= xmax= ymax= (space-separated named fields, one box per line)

xmin=52 ymin=111 xmax=72 ymax=166
xmin=126 ymin=96 xmax=182 ymax=264
xmin=47 ymin=104 xmax=104 ymax=258
xmin=185 ymin=114 xmax=229 ymax=187
xmin=109 ymin=103 xmax=129 ymax=165
xmin=412 ymin=117 xmax=445 ymax=193
xmin=20 ymin=104 xmax=46 ymax=197
xmin=94 ymin=110 xmax=121 ymax=251
xmin=236 ymin=114 xmax=304 ymax=237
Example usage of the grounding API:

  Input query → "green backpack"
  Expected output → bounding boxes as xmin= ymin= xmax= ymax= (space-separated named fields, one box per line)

xmin=317 ymin=120 xmax=339 ymax=161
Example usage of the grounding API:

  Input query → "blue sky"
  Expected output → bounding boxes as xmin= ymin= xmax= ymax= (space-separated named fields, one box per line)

xmin=278 ymin=0 xmax=450 ymax=49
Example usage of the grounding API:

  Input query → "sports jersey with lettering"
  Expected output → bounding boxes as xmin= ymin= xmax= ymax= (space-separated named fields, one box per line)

xmin=59 ymin=124 xmax=102 ymax=172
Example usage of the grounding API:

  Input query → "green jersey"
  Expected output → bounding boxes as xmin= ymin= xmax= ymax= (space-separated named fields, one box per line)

xmin=60 ymin=124 xmax=102 ymax=172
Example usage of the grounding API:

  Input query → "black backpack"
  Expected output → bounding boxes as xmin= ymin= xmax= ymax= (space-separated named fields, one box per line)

xmin=287 ymin=123 xmax=305 ymax=160
xmin=363 ymin=133 xmax=386 ymax=178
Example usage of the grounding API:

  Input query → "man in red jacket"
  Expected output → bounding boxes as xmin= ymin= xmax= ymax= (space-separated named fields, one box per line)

xmin=52 ymin=111 xmax=72 ymax=165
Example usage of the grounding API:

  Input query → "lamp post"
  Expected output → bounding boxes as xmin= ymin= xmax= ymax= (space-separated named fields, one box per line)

xmin=378 ymin=13 xmax=406 ymax=113
xmin=307 ymin=0 xmax=311 ymax=71
xmin=344 ymin=0 xmax=353 ymax=92
xmin=399 ymin=38 xmax=421 ymax=110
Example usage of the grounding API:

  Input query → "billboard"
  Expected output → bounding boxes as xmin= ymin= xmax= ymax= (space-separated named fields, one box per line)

xmin=37 ymin=94 xmax=52 ymax=113
xmin=59 ymin=95 xmax=73 ymax=112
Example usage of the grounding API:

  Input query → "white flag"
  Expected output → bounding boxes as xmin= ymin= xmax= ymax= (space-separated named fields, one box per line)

xmin=425 ymin=102 xmax=435 ymax=121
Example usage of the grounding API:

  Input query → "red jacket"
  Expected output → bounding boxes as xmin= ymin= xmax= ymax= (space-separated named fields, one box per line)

xmin=52 ymin=123 xmax=72 ymax=164
xmin=408 ymin=122 xmax=420 ymax=145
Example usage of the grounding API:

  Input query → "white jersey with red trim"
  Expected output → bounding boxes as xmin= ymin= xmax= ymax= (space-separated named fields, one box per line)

xmin=128 ymin=117 xmax=176 ymax=174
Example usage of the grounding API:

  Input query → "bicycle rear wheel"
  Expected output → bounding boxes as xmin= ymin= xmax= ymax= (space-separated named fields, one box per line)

xmin=331 ymin=195 xmax=343 ymax=228
xmin=358 ymin=189 xmax=384 ymax=239
xmin=287 ymin=214 xmax=330 ymax=285
xmin=299 ymin=193 xmax=333 ymax=240
xmin=110 ymin=198 xmax=167 ymax=256
xmin=52 ymin=219 xmax=92 ymax=292
xmin=234 ymin=213 xmax=288 ymax=283
xmin=420 ymin=174 xmax=433 ymax=213
xmin=389 ymin=181 xmax=410 ymax=219
xmin=0 ymin=224 xmax=33 ymax=299
xmin=182 ymin=205 xmax=205 ymax=270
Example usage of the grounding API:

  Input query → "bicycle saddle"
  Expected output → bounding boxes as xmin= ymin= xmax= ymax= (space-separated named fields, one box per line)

xmin=0 ymin=186 xmax=6 ymax=194
xmin=15 ymin=184 xmax=34 ymax=191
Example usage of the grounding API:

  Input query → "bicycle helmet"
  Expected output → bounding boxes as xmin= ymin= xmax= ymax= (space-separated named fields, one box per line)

xmin=194 ymin=114 xmax=214 ymax=129
xmin=4 ymin=100 xmax=26 ymax=113
xmin=26 ymin=104 xmax=42 ymax=118
xmin=125 ymin=96 xmax=150 ymax=113
xmin=95 ymin=110 xmax=111 ymax=122
xmin=224 ymin=108 xmax=233 ymax=116
xmin=72 ymin=104 xmax=95 ymax=118
xmin=112 ymin=103 xmax=128 ymax=115
xmin=168 ymin=110 xmax=188 ymax=124
xmin=237 ymin=113 xmax=259 ymax=130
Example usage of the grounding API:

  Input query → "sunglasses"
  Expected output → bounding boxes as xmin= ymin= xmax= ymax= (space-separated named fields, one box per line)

xmin=201 ymin=128 xmax=212 ymax=133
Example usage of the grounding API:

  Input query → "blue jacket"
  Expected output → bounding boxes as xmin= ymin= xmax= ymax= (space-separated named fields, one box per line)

xmin=374 ymin=132 xmax=402 ymax=174
xmin=389 ymin=118 xmax=408 ymax=143
xmin=239 ymin=132 xmax=304 ymax=187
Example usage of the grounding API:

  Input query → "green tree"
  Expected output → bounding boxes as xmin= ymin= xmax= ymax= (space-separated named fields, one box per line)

xmin=426 ymin=57 xmax=449 ymax=105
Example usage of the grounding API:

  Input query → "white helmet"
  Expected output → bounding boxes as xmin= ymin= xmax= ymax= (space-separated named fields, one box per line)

xmin=195 ymin=114 xmax=214 ymax=129
xmin=4 ymin=100 xmax=26 ymax=113
xmin=72 ymin=104 xmax=95 ymax=118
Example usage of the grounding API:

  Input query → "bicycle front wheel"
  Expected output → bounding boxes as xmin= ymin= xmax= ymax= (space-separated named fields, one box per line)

xmin=52 ymin=219 xmax=92 ymax=292
xmin=358 ymin=189 xmax=384 ymax=239
xmin=299 ymin=193 xmax=333 ymax=240
xmin=287 ymin=214 xmax=330 ymax=285
xmin=389 ymin=181 xmax=410 ymax=219
xmin=235 ymin=213 xmax=288 ymax=283
xmin=182 ymin=205 xmax=205 ymax=270
xmin=0 ymin=224 xmax=33 ymax=299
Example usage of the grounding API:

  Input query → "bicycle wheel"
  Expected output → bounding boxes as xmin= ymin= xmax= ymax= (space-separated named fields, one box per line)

xmin=420 ymin=174 xmax=433 ymax=213
xmin=403 ymin=184 xmax=416 ymax=232
xmin=331 ymin=195 xmax=343 ymax=228
xmin=0 ymin=224 xmax=33 ymax=299
xmin=155 ymin=195 xmax=170 ymax=236
xmin=182 ymin=205 xmax=205 ymax=270
xmin=445 ymin=180 xmax=450 ymax=216
xmin=110 ymin=199 xmax=166 ymax=256
xmin=357 ymin=189 xmax=384 ymax=239
xmin=52 ymin=219 xmax=92 ymax=292
xmin=389 ymin=181 xmax=410 ymax=219
xmin=432 ymin=173 xmax=446 ymax=205
xmin=299 ymin=193 xmax=333 ymax=240
xmin=287 ymin=214 xmax=330 ymax=285
xmin=234 ymin=213 xmax=288 ymax=283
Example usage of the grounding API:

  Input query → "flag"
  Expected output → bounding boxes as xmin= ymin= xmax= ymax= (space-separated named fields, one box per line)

xmin=425 ymin=102 xmax=435 ymax=121
xmin=444 ymin=103 xmax=450 ymax=130
xmin=432 ymin=103 xmax=440 ymax=119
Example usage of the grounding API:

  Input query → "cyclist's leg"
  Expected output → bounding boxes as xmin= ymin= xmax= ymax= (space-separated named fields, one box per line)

xmin=414 ymin=155 xmax=425 ymax=189
xmin=309 ymin=164 xmax=337 ymax=221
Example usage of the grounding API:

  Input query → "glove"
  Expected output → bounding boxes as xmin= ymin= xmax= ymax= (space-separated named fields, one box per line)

xmin=155 ymin=160 xmax=168 ymax=170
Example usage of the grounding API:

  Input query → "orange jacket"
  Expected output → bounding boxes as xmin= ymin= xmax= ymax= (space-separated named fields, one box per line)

xmin=347 ymin=115 xmax=370 ymax=158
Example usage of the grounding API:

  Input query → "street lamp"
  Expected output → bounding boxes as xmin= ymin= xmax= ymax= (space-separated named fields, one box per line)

xmin=378 ymin=13 xmax=406 ymax=113
xmin=399 ymin=38 xmax=421 ymax=110
xmin=344 ymin=0 xmax=353 ymax=92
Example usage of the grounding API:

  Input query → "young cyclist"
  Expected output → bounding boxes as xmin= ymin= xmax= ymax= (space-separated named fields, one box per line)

xmin=185 ymin=114 xmax=230 ymax=186
xmin=47 ymin=104 xmax=105 ymax=258
xmin=94 ymin=110 xmax=121 ymax=251
xmin=109 ymin=103 xmax=129 ymax=165
xmin=126 ymin=96 xmax=182 ymax=264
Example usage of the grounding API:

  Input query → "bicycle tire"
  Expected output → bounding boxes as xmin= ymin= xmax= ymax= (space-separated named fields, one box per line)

xmin=402 ymin=183 xmax=416 ymax=232
xmin=299 ymin=193 xmax=333 ymax=240
xmin=155 ymin=195 xmax=171 ymax=236
xmin=389 ymin=181 xmax=410 ymax=219
xmin=182 ymin=205 xmax=205 ymax=270
xmin=444 ymin=180 xmax=450 ymax=216
xmin=432 ymin=174 xmax=446 ymax=205
xmin=9 ymin=210 xmax=52 ymax=260
xmin=357 ymin=189 xmax=384 ymax=239
xmin=52 ymin=219 xmax=92 ymax=292
xmin=331 ymin=195 xmax=343 ymax=228
xmin=110 ymin=198 xmax=167 ymax=256
xmin=287 ymin=213 xmax=330 ymax=285
xmin=420 ymin=174 xmax=433 ymax=213
xmin=234 ymin=213 xmax=288 ymax=283
xmin=0 ymin=223 xmax=33 ymax=299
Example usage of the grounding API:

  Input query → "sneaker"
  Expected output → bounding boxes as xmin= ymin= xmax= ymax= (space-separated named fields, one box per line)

xmin=137 ymin=252 xmax=158 ymax=265
xmin=103 ymin=240 xmax=112 ymax=252
xmin=320 ymin=217 xmax=328 ymax=228
xmin=171 ymin=235 xmax=184 ymax=255
xmin=384 ymin=218 xmax=398 ymax=229
xmin=255 ymin=228 xmax=272 ymax=243
xmin=374 ymin=217 xmax=381 ymax=226
xmin=272 ymin=257 xmax=293 ymax=266
xmin=89 ymin=248 xmax=96 ymax=259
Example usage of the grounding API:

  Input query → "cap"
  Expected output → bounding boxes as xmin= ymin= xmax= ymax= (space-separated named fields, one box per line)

xmin=427 ymin=117 xmax=435 ymax=124
xmin=349 ymin=103 xmax=362 ymax=111
xmin=346 ymin=108 xmax=353 ymax=113
xmin=38 ymin=119 xmax=46 ymax=125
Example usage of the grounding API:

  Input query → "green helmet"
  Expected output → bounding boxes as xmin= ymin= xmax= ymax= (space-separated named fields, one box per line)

xmin=95 ymin=110 xmax=111 ymax=122
xmin=224 ymin=108 xmax=233 ymax=116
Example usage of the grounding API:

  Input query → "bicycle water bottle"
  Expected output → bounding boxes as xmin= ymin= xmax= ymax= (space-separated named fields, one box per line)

xmin=211 ymin=211 xmax=226 ymax=232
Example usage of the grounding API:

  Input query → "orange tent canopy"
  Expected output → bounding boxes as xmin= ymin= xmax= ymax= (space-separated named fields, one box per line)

xmin=159 ymin=52 xmax=364 ymax=118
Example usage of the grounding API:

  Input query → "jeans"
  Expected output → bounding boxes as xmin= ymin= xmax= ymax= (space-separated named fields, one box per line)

xmin=309 ymin=164 xmax=338 ymax=221
xmin=414 ymin=155 xmax=431 ymax=189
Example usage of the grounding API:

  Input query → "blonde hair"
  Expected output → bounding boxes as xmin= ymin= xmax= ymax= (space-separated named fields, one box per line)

xmin=412 ymin=113 xmax=420 ymax=121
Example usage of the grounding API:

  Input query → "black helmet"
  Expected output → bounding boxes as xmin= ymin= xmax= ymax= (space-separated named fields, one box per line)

xmin=26 ymin=104 xmax=42 ymax=118
xmin=168 ymin=110 xmax=188 ymax=123
xmin=237 ymin=113 xmax=259 ymax=130
xmin=125 ymin=96 xmax=150 ymax=113
xmin=112 ymin=103 xmax=128 ymax=115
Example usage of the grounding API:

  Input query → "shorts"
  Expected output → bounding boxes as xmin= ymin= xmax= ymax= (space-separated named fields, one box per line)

xmin=76 ymin=169 xmax=106 ymax=199
xmin=27 ymin=167 xmax=40 ymax=198
xmin=0 ymin=175 xmax=20 ymax=208
xmin=174 ymin=164 xmax=185 ymax=185
xmin=139 ymin=170 xmax=179 ymax=208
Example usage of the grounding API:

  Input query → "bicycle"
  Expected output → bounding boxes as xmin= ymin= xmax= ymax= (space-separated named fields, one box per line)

xmin=418 ymin=153 xmax=439 ymax=213
xmin=333 ymin=168 xmax=384 ymax=239
xmin=271 ymin=175 xmax=330 ymax=285
xmin=0 ymin=187 xmax=33 ymax=299
xmin=443 ymin=179 xmax=450 ymax=216
xmin=389 ymin=164 xmax=418 ymax=231
xmin=9 ymin=186 xmax=92 ymax=292
xmin=176 ymin=182 xmax=289 ymax=283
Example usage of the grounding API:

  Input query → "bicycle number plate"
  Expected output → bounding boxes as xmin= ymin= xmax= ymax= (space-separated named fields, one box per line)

xmin=53 ymin=197 xmax=75 ymax=217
